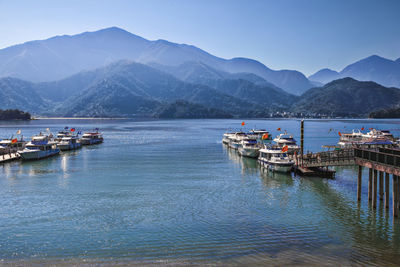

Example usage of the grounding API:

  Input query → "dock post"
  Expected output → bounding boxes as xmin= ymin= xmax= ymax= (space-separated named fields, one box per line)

xmin=385 ymin=172 xmax=390 ymax=209
xmin=397 ymin=176 xmax=400 ymax=214
xmin=300 ymin=120 xmax=304 ymax=167
xmin=368 ymin=168 xmax=373 ymax=201
xmin=372 ymin=170 xmax=378 ymax=209
xmin=357 ymin=165 xmax=362 ymax=201
xmin=379 ymin=171 xmax=384 ymax=201
xmin=393 ymin=175 xmax=398 ymax=218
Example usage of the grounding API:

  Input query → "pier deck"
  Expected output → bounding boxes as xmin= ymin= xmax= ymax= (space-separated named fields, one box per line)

xmin=0 ymin=153 xmax=20 ymax=163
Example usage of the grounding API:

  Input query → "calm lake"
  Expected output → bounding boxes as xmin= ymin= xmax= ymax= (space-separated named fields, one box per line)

xmin=1 ymin=118 xmax=400 ymax=265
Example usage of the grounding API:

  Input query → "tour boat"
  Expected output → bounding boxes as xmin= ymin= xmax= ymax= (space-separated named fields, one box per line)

xmin=80 ymin=131 xmax=103 ymax=145
xmin=338 ymin=129 xmax=396 ymax=148
xmin=249 ymin=129 xmax=272 ymax=141
xmin=54 ymin=130 xmax=72 ymax=142
xmin=273 ymin=132 xmax=300 ymax=154
xmin=222 ymin=132 xmax=235 ymax=145
xmin=0 ymin=138 xmax=26 ymax=154
xmin=228 ymin=132 xmax=246 ymax=150
xmin=238 ymin=137 xmax=261 ymax=158
xmin=337 ymin=129 xmax=364 ymax=147
xmin=19 ymin=134 xmax=60 ymax=160
xmin=57 ymin=135 xmax=82 ymax=151
xmin=258 ymin=146 xmax=294 ymax=172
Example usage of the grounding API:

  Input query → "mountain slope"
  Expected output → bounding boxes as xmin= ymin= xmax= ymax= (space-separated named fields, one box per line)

xmin=308 ymin=68 xmax=339 ymax=84
xmin=50 ymin=61 xmax=274 ymax=118
xmin=0 ymin=77 xmax=47 ymax=113
xmin=340 ymin=55 xmax=400 ymax=87
xmin=150 ymin=61 xmax=296 ymax=106
xmin=309 ymin=55 xmax=400 ymax=87
xmin=292 ymin=78 xmax=400 ymax=116
xmin=0 ymin=27 xmax=314 ymax=95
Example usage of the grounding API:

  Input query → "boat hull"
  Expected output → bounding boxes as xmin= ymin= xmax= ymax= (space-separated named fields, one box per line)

xmin=19 ymin=149 xmax=60 ymax=160
xmin=80 ymin=139 xmax=103 ymax=145
xmin=222 ymin=138 xmax=230 ymax=144
xmin=229 ymin=142 xmax=240 ymax=150
xmin=258 ymin=159 xmax=293 ymax=173
xmin=58 ymin=143 xmax=82 ymax=151
xmin=238 ymin=147 xmax=259 ymax=158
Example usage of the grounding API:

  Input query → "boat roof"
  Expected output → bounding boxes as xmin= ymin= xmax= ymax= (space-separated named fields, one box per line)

xmin=259 ymin=148 xmax=288 ymax=154
xmin=243 ymin=139 xmax=258 ymax=143
xmin=29 ymin=140 xmax=49 ymax=146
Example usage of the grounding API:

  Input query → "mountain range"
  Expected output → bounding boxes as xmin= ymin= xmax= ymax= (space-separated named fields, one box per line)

xmin=309 ymin=55 xmax=400 ymax=88
xmin=0 ymin=27 xmax=400 ymax=118
xmin=0 ymin=27 xmax=314 ymax=96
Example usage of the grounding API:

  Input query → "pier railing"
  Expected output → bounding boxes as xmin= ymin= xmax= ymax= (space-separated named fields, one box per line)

xmin=354 ymin=148 xmax=400 ymax=167
xmin=297 ymin=148 xmax=355 ymax=167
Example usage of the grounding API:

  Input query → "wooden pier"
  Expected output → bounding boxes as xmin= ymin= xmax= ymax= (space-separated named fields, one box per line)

xmin=0 ymin=152 xmax=20 ymax=163
xmin=354 ymin=147 xmax=400 ymax=216
xmin=294 ymin=145 xmax=400 ymax=217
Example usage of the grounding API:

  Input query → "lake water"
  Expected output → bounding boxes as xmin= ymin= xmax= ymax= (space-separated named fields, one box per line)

xmin=1 ymin=118 xmax=400 ymax=265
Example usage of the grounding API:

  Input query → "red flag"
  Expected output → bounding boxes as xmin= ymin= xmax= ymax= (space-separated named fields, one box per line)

xmin=361 ymin=127 xmax=364 ymax=131
xmin=338 ymin=131 xmax=342 ymax=136
xmin=70 ymin=128 xmax=75 ymax=132
xmin=281 ymin=145 xmax=288 ymax=153
xmin=11 ymin=138 xmax=17 ymax=144
xmin=262 ymin=133 xmax=269 ymax=140
xmin=277 ymin=128 xmax=281 ymax=131
xmin=241 ymin=122 xmax=245 ymax=126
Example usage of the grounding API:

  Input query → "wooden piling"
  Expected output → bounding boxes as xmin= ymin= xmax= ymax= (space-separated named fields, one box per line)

xmin=368 ymin=168 xmax=373 ymax=201
xmin=379 ymin=171 xmax=384 ymax=201
xmin=357 ymin=165 xmax=362 ymax=201
xmin=300 ymin=120 xmax=304 ymax=166
xmin=397 ymin=176 xmax=400 ymax=214
xmin=373 ymin=170 xmax=378 ymax=209
xmin=393 ymin=175 xmax=398 ymax=218
xmin=385 ymin=172 xmax=390 ymax=209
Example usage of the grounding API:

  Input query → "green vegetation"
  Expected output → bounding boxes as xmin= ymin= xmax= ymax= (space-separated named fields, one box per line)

xmin=370 ymin=107 xmax=400 ymax=118
xmin=153 ymin=100 xmax=232 ymax=119
xmin=292 ymin=78 xmax=400 ymax=117
xmin=0 ymin=109 xmax=31 ymax=120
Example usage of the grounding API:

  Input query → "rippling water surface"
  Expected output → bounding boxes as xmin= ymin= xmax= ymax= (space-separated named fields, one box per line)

xmin=1 ymin=118 xmax=400 ymax=265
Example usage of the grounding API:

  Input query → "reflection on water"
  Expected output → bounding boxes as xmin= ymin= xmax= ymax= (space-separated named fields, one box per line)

xmin=1 ymin=119 xmax=400 ymax=265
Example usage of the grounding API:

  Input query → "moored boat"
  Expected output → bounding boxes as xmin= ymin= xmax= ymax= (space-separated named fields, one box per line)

xmin=57 ymin=135 xmax=82 ymax=151
xmin=222 ymin=132 xmax=234 ymax=145
xmin=273 ymin=132 xmax=300 ymax=154
xmin=228 ymin=132 xmax=246 ymax=150
xmin=0 ymin=138 xmax=26 ymax=154
xmin=80 ymin=130 xmax=103 ymax=145
xmin=258 ymin=146 xmax=294 ymax=172
xmin=238 ymin=137 xmax=261 ymax=158
xmin=18 ymin=134 xmax=60 ymax=160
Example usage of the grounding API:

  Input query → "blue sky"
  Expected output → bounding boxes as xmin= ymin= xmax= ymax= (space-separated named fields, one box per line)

xmin=0 ymin=0 xmax=399 ymax=75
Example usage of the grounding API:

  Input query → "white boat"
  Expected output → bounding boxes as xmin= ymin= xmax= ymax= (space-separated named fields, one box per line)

xmin=222 ymin=132 xmax=235 ymax=145
xmin=238 ymin=137 xmax=261 ymax=158
xmin=57 ymin=136 xmax=82 ymax=151
xmin=80 ymin=131 xmax=103 ymax=145
xmin=338 ymin=129 xmax=395 ymax=148
xmin=54 ymin=130 xmax=72 ymax=142
xmin=273 ymin=132 xmax=300 ymax=154
xmin=228 ymin=132 xmax=246 ymax=150
xmin=337 ymin=129 xmax=364 ymax=147
xmin=19 ymin=134 xmax=60 ymax=160
xmin=258 ymin=147 xmax=294 ymax=173
xmin=362 ymin=129 xmax=395 ymax=141
xmin=0 ymin=138 xmax=26 ymax=154
xmin=249 ymin=129 xmax=272 ymax=141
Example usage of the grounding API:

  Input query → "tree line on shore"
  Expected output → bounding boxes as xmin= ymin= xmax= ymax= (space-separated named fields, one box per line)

xmin=0 ymin=109 xmax=31 ymax=120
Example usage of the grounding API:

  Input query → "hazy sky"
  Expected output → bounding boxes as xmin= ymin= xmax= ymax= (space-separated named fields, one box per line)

xmin=0 ymin=0 xmax=399 ymax=75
